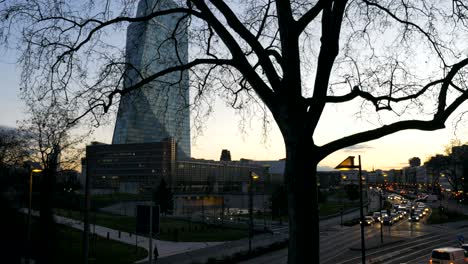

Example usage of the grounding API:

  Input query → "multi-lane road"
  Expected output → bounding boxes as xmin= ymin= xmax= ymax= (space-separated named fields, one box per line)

xmin=241 ymin=192 xmax=468 ymax=264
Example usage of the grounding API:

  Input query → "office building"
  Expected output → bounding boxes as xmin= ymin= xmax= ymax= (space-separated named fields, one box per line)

xmin=112 ymin=0 xmax=191 ymax=160
xmin=85 ymin=139 xmax=176 ymax=194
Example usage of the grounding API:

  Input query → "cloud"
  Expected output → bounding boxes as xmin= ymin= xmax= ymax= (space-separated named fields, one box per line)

xmin=343 ymin=144 xmax=374 ymax=153
xmin=317 ymin=165 xmax=335 ymax=171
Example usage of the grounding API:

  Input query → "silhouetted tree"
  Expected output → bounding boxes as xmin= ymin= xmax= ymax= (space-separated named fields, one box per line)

xmin=270 ymin=184 xmax=288 ymax=218
xmin=426 ymin=139 xmax=468 ymax=193
xmin=0 ymin=127 xmax=30 ymax=168
xmin=344 ymin=184 xmax=359 ymax=201
xmin=153 ymin=178 xmax=174 ymax=215
xmin=2 ymin=1 xmax=468 ymax=262
xmin=19 ymin=100 xmax=87 ymax=264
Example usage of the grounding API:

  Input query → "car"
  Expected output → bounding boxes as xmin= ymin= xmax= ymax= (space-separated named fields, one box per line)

xmin=361 ymin=216 xmax=374 ymax=226
xmin=381 ymin=210 xmax=389 ymax=218
xmin=372 ymin=212 xmax=382 ymax=222
xmin=390 ymin=213 xmax=400 ymax=222
xmin=409 ymin=214 xmax=420 ymax=222
xmin=382 ymin=216 xmax=393 ymax=225
xmin=414 ymin=209 xmax=423 ymax=218
xmin=429 ymin=247 xmax=467 ymax=264
xmin=397 ymin=211 xmax=405 ymax=219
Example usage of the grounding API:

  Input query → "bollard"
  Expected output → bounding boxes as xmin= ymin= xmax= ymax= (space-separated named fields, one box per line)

xmin=107 ymin=232 xmax=110 ymax=239
xmin=118 ymin=230 xmax=121 ymax=238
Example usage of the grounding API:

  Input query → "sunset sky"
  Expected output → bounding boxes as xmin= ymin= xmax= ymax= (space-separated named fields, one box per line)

xmin=2 ymin=47 xmax=466 ymax=172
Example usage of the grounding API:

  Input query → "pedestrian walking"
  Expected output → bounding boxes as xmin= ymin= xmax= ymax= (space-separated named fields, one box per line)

xmin=153 ymin=244 xmax=159 ymax=263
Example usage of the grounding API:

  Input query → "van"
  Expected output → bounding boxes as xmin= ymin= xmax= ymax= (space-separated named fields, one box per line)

xmin=429 ymin=247 xmax=467 ymax=264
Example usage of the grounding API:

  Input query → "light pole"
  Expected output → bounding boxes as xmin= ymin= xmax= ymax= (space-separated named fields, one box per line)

xmin=379 ymin=192 xmax=383 ymax=244
xmin=336 ymin=156 xmax=366 ymax=264
xmin=248 ymin=171 xmax=259 ymax=253
xmin=26 ymin=168 xmax=42 ymax=264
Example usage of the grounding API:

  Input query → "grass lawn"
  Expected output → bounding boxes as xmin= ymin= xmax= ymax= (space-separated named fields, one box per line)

xmin=234 ymin=199 xmax=362 ymax=223
xmin=236 ymin=200 xmax=359 ymax=222
xmin=58 ymin=226 xmax=147 ymax=264
xmin=87 ymin=193 xmax=145 ymax=209
xmin=31 ymin=222 xmax=147 ymax=264
xmin=426 ymin=208 xmax=468 ymax=224
xmin=319 ymin=201 xmax=361 ymax=216
xmin=55 ymin=209 xmax=247 ymax=242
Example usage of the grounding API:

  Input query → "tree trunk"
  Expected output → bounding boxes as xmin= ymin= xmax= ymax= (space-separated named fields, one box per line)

xmin=285 ymin=137 xmax=320 ymax=264
xmin=38 ymin=168 xmax=56 ymax=264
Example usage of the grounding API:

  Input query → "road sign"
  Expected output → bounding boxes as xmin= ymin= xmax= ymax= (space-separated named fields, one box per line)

xmin=136 ymin=205 xmax=160 ymax=235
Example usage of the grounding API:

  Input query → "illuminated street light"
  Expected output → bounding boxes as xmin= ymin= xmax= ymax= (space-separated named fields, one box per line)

xmin=248 ymin=171 xmax=260 ymax=253
xmin=27 ymin=168 xmax=43 ymax=264
xmin=336 ymin=156 xmax=366 ymax=264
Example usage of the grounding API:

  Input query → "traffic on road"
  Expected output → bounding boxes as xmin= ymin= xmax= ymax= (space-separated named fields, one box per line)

xmin=240 ymin=187 xmax=468 ymax=264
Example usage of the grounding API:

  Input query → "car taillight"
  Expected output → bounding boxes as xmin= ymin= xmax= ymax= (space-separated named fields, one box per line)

xmin=429 ymin=258 xmax=432 ymax=264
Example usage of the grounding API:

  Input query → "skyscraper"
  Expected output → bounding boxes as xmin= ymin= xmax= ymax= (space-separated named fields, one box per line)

xmin=112 ymin=0 xmax=190 ymax=160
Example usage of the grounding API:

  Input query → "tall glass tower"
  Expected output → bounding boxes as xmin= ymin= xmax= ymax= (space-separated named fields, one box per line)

xmin=112 ymin=0 xmax=190 ymax=160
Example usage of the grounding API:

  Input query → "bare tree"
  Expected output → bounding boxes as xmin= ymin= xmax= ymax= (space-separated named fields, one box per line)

xmin=2 ymin=0 xmax=468 ymax=263
xmin=19 ymin=96 xmax=88 ymax=263
xmin=426 ymin=139 xmax=467 ymax=194
xmin=0 ymin=126 xmax=30 ymax=168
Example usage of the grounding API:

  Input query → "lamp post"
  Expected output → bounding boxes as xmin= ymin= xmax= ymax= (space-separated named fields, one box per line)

xmin=336 ymin=156 xmax=366 ymax=264
xmin=379 ymin=192 xmax=383 ymax=244
xmin=248 ymin=171 xmax=259 ymax=253
xmin=26 ymin=168 xmax=42 ymax=264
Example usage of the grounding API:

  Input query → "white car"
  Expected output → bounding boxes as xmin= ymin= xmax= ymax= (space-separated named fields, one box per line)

xmin=429 ymin=247 xmax=467 ymax=264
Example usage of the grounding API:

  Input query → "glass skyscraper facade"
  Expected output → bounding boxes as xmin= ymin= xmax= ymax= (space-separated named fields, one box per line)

xmin=112 ymin=0 xmax=190 ymax=160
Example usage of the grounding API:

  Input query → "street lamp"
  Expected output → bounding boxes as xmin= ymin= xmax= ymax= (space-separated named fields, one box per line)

xmin=27 ymin=168 xmax=43 ymax=264
xmin=248 ymin=171 xmax=260 ymax=253
xmin=379 ymin=192 xmax=383 ymax=244
xmin=336 ymin=156 xmax=366 ymax=264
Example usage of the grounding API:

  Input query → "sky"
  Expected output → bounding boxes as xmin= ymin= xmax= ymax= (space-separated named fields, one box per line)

xmin=2 ymin=47 xmax=466 ymax=172
xmin=1 ymin=5 xmax=468 ymax=172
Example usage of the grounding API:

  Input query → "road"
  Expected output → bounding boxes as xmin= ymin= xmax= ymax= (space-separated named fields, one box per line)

xmin=240 ymin=191 xmax=468 ymax=264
